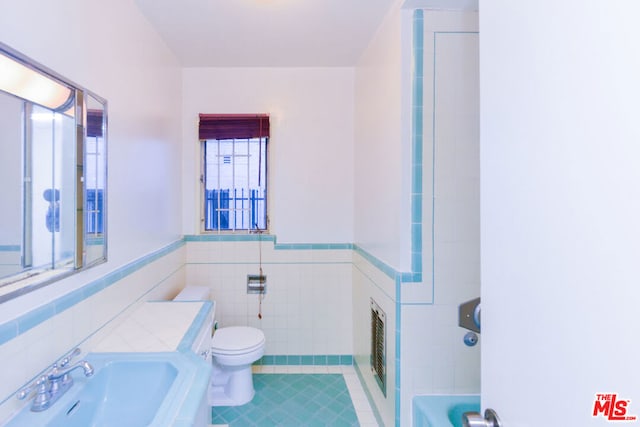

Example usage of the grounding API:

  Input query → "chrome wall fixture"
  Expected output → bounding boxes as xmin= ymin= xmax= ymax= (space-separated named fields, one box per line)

xmin=459 ymin=297 xmax=481 ymax=347
xmin=459 ymin=297 xmax=481 ymax=333
xmin=0 ymin=52 xmax=74 ymax=112
xmin=463 ymin=408 xmax=503 ymax=427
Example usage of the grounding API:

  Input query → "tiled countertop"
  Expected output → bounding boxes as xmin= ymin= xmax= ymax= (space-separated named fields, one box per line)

xmin=93 ymin=301 xmax=208 ymax=352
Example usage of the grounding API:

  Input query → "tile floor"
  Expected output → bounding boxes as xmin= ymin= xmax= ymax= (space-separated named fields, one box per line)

xmin=210 ymin=365 xmax=379 ymax=427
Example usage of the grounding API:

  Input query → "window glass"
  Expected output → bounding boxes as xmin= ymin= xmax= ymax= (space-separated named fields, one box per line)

xmin=203 ymin=138 xmax=267 ymax=231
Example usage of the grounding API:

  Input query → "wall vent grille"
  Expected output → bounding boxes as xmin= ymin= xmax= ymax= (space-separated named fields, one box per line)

xmin=370 ymin=298 xmax=386 ymax=397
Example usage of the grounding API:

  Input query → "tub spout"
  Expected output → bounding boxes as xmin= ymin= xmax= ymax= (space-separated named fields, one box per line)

xmin=463 ymin=409 xmax=502 ymax=427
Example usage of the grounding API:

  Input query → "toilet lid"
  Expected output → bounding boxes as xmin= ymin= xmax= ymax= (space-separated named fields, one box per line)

xmin=211 ymin=326 xmax=265 ymax=355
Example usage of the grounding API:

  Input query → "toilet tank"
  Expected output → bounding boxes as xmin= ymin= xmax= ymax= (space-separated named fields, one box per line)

xmin=173 ymin=286 xmax=210 ymax=301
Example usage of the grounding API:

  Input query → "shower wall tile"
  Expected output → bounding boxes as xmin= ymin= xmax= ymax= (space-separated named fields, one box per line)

xmin=401 ymin=303 xmax=480 ymax=399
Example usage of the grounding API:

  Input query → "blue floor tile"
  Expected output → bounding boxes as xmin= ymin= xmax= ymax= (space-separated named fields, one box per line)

xmin=212 ymin=374 xmax=359 ymax=426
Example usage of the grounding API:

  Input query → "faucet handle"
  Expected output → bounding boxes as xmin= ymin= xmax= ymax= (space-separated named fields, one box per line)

xmin=17 ymin=375 xmax=49 ymax=401
xmin=47 ymin=348 xmax=82 ymax=388
xmin=57 ymin=348 xmax=81 ymax=367
xmin=16 ymin=375 xmax=48 ymax=401
xmin=17 ymin=383 xmax=34 ymax=400
xmin=31 ymin=376 xmax=52 ymax=412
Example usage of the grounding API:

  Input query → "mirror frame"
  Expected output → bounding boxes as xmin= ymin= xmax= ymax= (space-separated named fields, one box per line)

xmin=0 ymin=42 xmax=108 ymax=303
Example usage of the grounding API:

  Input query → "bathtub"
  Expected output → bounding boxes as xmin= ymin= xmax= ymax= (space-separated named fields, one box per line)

xmin=412 ymin=395 xmax=480 ymax=427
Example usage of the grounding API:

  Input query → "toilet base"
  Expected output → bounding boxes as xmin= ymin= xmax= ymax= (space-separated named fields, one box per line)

xmin=208 ymin=362 xmax=255 ymax=406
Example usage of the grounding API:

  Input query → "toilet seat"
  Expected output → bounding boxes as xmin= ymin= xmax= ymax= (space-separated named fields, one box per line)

xmin=211 ymin=326 xmax=265 ymax=356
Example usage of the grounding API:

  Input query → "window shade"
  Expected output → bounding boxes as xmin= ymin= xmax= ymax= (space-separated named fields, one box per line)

xmin=87 ymin=109 xmax=103 ymax=138
xmin=199 ymin=114 xmax=270 ymax=140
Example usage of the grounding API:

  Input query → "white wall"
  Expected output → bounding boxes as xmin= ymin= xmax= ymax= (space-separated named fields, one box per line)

xmin=0 ymin=0 xmax=184 ymax=422
xmin=181 ymin=67 xmax=355 ymax=244
xmin=0 ymin=0 xmax=183 ymax=269
xmin=353 ymin=1 xmax=408 ymax=425
xmin=354 ymin=0 xmax=411 ymax=272
xmin=0 ymin=0 xmax=182 ymax=316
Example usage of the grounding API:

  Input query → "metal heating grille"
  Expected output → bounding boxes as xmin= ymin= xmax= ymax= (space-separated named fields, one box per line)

xmin=370 ymin=298 xmax=386 ymax=396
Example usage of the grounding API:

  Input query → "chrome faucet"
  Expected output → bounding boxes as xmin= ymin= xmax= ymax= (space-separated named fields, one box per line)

xmin=17 ymin=348 xmax=94 ymax=412
xmin=48 ymin=360 xmax=94 ymax=395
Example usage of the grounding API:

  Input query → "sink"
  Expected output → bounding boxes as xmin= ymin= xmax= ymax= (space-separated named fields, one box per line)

xmin=5 ymin=352 xmax=211 ymax=427
xmin=49 ymin=360 xmax=177 ymax=426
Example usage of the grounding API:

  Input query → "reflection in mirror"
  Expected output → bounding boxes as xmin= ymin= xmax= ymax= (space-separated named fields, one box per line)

xmin=85 ymin=95 xmax=107 ymax=267
xmin=0 ymin=93 xmax=23 ymax=279
xmin=25 ymin=104 xmax=76 ymax=272
xmin=0 ymin=43 xmax=107 ymax=302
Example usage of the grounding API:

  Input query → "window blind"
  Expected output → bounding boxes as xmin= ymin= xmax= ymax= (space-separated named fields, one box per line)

xmin=87 ymin=109 xmax=104 ymax=138
xmin=198 ymin=114 xmax=270 ymax=140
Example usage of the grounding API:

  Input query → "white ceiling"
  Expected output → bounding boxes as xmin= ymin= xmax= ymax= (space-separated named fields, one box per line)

xmin=134 ymin=0 xmax=399 ymax=67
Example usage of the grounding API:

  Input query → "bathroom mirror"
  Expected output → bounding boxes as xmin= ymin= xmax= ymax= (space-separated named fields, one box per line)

xmin=0 ymin=42 xmax=108 ymax=302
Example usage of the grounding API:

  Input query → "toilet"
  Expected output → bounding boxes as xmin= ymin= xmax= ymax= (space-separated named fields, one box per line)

xmin=209 ymin=326 xmax=265 ymax=406
xmin=173 ymin=286 xmax=266 ymax=407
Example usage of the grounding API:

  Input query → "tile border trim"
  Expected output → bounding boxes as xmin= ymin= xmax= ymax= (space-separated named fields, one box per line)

xmin=255 ymin=355 xmax=354 ymax=366
xmin=177 ymin=301 xmax=215 ymax=353
xmin=0 ymin=239 xmax=185 ymax=346
xmin=184 ymin=234 xmax=353 ymax=251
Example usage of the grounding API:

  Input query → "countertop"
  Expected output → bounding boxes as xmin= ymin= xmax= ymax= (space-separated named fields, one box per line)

xmin=93 ymin=301 xmax=213 ymax=353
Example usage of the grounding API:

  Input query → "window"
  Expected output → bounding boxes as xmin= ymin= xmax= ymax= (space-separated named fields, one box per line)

xmin=199 ymin=114 xmax=269 ymax=232
xmin=85 ymin=109 xmax=106 ymax=236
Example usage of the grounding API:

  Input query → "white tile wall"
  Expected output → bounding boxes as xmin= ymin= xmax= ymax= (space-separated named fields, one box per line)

xmin=396 ymin=10 xmax=480 ymax=427
xmin=352 ymin=253 xmax=396 ymax=427
xmin=184 ymin=241 xmax=353 ymax=356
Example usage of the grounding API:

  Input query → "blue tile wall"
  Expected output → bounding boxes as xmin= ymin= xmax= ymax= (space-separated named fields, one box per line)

xmin=255 ymin=355 xmax=353 ymax=366
xmin=184 ymin=234 xmax=353 ymax=251
xmin=411 ymin=9 xmax=425 ymax=281
xmin=177 ymin=301 xmax=215 ymax=352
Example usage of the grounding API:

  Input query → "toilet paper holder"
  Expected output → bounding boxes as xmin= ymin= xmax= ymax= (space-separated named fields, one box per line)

xmin=247 ymin=274 xmax=266 ymax=294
